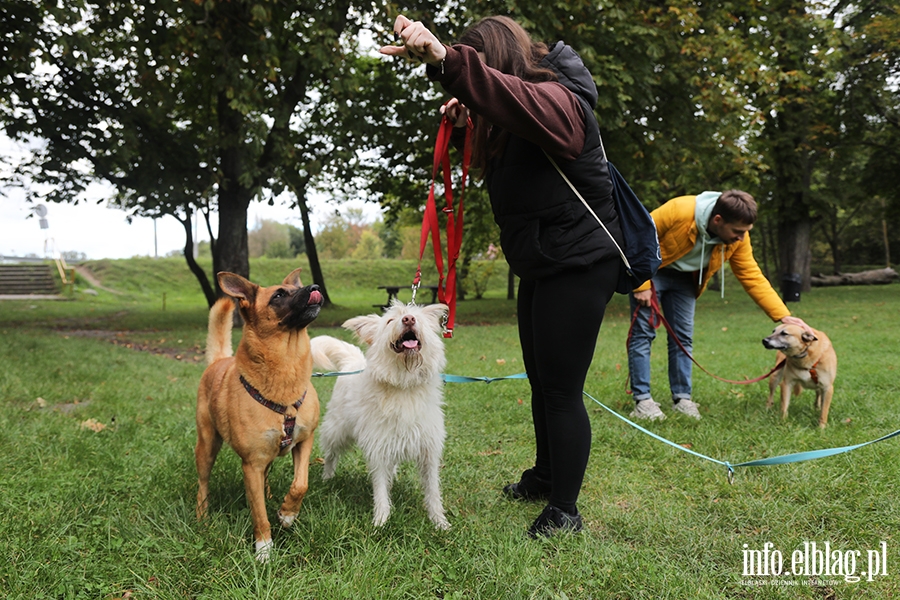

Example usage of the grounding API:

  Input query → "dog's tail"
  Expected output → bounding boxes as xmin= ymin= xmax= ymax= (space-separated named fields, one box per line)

xmin=310 ymin=335 xmax=366 ymax=372
xmin=206 ymin=297 xmax=235 ymax=365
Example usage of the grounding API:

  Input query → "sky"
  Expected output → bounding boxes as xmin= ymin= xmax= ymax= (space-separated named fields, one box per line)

xmin=1 ymin=131 xmax=384 ymax=261
xmin=1 ymin=184 xmax=383 ymax=261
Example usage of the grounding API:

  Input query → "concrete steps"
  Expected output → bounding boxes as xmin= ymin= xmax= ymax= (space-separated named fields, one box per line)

xmin=0 ymin=263 xmax=61 ymax=296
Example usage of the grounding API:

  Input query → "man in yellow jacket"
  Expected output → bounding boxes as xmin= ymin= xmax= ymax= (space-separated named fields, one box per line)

xmin=628 ymin=190 xmax=809 ymax=421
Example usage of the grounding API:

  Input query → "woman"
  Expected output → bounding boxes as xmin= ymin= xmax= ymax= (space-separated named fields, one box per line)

xmin=381 ymin=15 xmax=623 ymax=537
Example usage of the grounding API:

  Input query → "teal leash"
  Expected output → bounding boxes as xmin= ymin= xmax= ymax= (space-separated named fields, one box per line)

xmin=312 ymin=370 xmax=363 ymax=378
xmin=441 ymin=372 xmax=529 ymax=384
xmin=315 ymin=371 xmax=527 ymax=383
xmin=583 ymin=390 xmax=900 ymax=483
xmin=316 ymin=368 xmax=900 ymax=483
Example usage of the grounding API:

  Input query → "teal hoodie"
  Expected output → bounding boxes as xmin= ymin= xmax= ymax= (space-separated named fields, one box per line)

xmin=668 ymin=191 xmax=727 ymax=294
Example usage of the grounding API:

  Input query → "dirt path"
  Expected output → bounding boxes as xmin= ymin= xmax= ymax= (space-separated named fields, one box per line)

xmin=73 ymin=265 xmax=122 ymax=294
xmin=60 ymin=328 xmax=205 ymax=363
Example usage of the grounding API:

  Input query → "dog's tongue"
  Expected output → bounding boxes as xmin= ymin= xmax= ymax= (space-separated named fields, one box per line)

xmin=402 ymin=340 xmax=419 ymax=349
xmin=309 ymin=290 xmax=323 ymax=305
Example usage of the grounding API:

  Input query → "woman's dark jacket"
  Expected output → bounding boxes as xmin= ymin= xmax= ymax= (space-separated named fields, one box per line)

xmin=429 ymin=42 xmax=623 ymax=280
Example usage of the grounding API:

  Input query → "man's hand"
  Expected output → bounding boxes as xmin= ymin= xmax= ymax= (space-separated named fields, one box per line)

xmin=633 ymin=289 xmax=653 ymax=307
xmin=379 ymin=15 xmax=447 ymax=67
xmin=781 ymin=315 xmax=813 ymax=335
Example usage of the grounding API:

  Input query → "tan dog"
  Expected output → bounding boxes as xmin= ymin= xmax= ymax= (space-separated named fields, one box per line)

xmin=195 ymin=269 xmax=324 ymax=561
xmin=762 ymin=324 xmax=837 ymax=428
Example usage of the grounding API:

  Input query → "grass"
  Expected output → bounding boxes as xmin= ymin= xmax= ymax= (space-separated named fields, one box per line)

xmin=1 ymin=258 xmax=899 ymax=598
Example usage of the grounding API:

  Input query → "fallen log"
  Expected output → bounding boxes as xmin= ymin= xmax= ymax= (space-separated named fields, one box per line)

xmin=810 ymin=268 xmax=899 ymax=287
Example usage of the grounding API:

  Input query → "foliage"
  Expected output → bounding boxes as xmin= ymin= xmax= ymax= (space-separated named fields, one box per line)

xmin=466 ymin=259 xmax=500 ymax=300
xmin=2 ymin=0 xmax=898 ymax=302
xmin=248 ymin=219 xmax=304 ymax=259
xmin=351 ymin=229 xmax=386 ymax=260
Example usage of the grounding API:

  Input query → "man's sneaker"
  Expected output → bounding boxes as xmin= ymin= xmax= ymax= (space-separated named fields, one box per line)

xmin=527 ymin=504 xmax=583 ymax=538
xmin=630 ymin=399 xmax=666 ymax=421
xmin=673 ymin=398 xmax=701 ymax=419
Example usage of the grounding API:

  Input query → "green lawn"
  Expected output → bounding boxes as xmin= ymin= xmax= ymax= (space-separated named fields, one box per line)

xmin=1 ymin=258 xmax=898 ymax=599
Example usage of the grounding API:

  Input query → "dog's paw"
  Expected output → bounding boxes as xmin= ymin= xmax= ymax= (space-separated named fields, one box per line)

xmin=277 ymin=510 xmax=297 ymax=528
xmin=255 ymin=538 xmax=273 ymax=563
xmin=433 ymin=517 xmax=451 ymax=530
xmin=372 ymin=511 xmax=390 ymax=527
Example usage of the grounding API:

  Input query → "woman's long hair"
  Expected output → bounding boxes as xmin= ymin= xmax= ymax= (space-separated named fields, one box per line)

xmin=457 ymin=16 xmax=557 ymax=173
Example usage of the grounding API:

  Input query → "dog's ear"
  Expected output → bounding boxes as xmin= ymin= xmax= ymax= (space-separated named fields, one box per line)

xmin=282 ymin=268 xmax=303 ymax=288
xmin=343 ymin=315 xmax=381 ymax=345
xmin=421 ymin=303 xmax=449 ymax=329
xmin=801 ymin=331 xmax=818 ymax=343
xmin=218 ymin=272 xmax=257 ymax=303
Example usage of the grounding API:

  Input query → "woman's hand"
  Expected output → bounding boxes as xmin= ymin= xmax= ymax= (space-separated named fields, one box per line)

xmin=379 ymin=15 xmax=447 ymax=67
xmin=440 ymin=98 xmax=469 ymax=128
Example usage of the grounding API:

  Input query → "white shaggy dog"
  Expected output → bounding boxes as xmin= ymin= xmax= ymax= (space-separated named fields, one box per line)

xmin=310 ymin=301 xmax=450 ymax=529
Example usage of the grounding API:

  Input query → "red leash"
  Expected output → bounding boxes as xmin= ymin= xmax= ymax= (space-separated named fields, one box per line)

xmin=625 ymin=283 xmax=785 ymax=392
xmin=414 ymin=113 xmax=472 ymax=338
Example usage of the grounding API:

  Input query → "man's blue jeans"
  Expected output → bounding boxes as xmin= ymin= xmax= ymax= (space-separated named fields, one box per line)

xmin=627 ymin=268 xmax=696 ymax=402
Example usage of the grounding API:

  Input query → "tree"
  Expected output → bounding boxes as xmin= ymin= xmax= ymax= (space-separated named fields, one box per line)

xmin=351 ymin=229 xmax=386 ymax=260
xmin=249 ymin=219 xmax=291 ymax=258
xmin=0 ymin=0 xmax=445 ymax=307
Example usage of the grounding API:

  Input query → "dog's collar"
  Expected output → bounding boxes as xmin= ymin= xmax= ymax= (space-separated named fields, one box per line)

xmin=240 ymin=375 xmax=306 ymax=415
xmin=240 ymin=375 xmax=307 ymax=450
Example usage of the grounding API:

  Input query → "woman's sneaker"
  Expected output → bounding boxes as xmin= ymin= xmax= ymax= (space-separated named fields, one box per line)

xmin=503 ymin=468 xmax=551 ymax=502
xmin=630 ymin=398 xmax=666 ymax=421
xmin=527 ymin=504 xmax=583 ymax=538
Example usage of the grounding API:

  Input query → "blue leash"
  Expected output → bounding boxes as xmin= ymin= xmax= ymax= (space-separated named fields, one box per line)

xmin=442 ymin=371 xmax=900 ymax=483
xmin=316 ymin=368 xmax=900 ymax=482
xmin=582 ymin=390 xmax=900 ymax=483
xmin=312 ymin=370 xmax=363 ymax=378
xmin=315 ymin=370 xmax=526 ymax=383
xmin=441 ymin=372 xmax=529 ymax=384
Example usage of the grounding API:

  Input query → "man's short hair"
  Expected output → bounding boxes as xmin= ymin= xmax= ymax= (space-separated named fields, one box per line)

xmin=712 ymin=190 xmax=757 ymax=224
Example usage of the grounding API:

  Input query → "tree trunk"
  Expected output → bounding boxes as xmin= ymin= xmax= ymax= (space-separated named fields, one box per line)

xmin=457 ymin=254 xmax=470 ymax=301
xmin=882 ymin=197 xmax=891 ymax=268
xmin=213 ymin=190 xmax=251 ymax=294
xmin=770 ymin=97 xmax=814 ymax=295
xmin=777 ymin=215 xmax=812 ymax=293
xmin=296 ymin=188 xmax=331 ymax=307
xmin=212 ymin=91 xmax=253 ymax=295
xmin=177 ymin=211 xmax=216 ymax=307
xmin=811 ymin=268 xmax=898 ymax=286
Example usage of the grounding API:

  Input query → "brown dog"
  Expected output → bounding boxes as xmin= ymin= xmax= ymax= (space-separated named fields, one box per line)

xmin=762 ymin=324 xmax=837 ymax=428
xmin=195 ymin=269 xmax=323 ymax=561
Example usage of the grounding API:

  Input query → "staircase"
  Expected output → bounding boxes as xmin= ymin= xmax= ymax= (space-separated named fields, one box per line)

xmin=0 ymin=263 xmax=61 ymax=297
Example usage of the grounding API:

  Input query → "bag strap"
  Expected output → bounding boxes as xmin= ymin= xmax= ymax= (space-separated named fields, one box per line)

xmin=543 ymin=151 xmax=632 ymax=273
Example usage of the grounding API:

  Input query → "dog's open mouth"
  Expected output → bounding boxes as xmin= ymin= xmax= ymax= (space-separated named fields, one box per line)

xmin=392 ymin=330 xmax=420 ymax=353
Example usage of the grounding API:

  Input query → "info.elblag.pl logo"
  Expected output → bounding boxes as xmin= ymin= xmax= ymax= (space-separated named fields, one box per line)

xmin=742 ymin=541 xmax=889 ymax=584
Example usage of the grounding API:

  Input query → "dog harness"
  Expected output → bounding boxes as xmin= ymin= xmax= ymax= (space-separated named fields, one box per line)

xmin=808 ymin=360 xmax=820 ymax=385
xmin=240 ymin=375 xmax=307 ymax=450
xmin=792 ymin=350 xmax=821 ymax=385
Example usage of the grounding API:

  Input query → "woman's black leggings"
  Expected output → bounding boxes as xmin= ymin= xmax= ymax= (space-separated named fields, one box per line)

xmin=516 ymin=257 xmax=620 ymax=513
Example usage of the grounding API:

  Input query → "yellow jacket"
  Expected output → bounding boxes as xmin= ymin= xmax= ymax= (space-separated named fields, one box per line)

xmin=634 ymin=195 xmax=790 ymax=321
